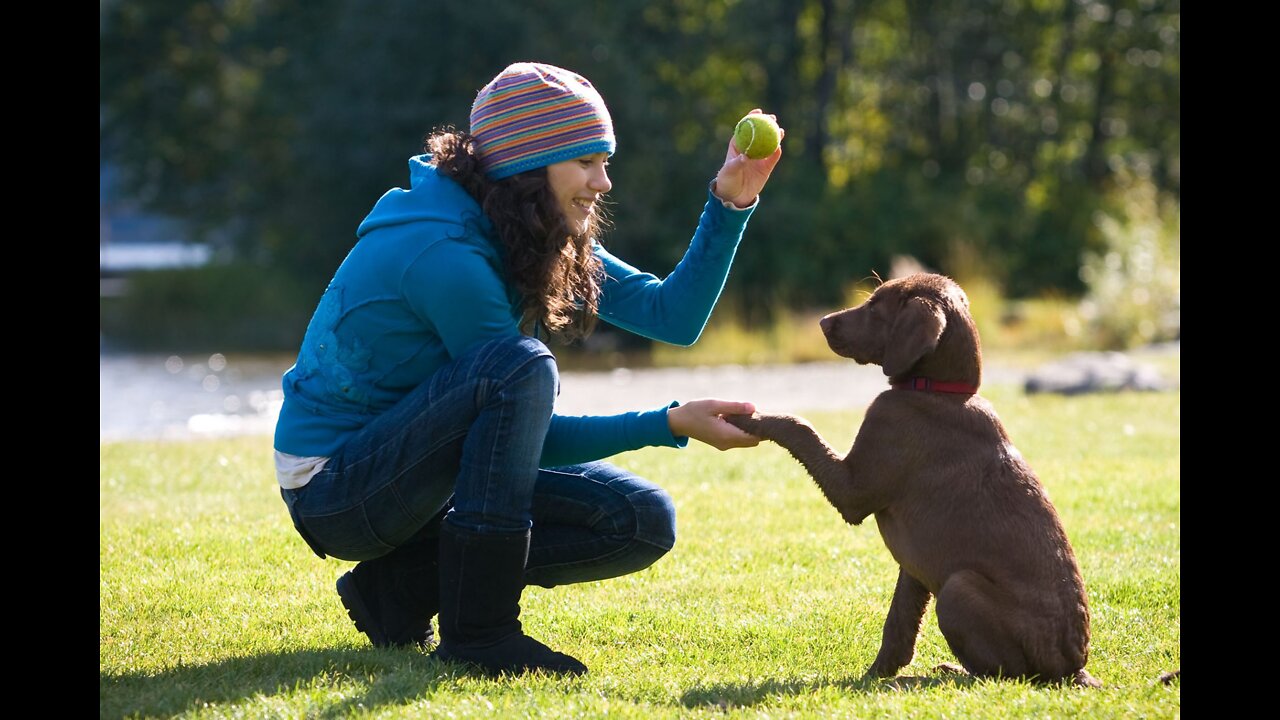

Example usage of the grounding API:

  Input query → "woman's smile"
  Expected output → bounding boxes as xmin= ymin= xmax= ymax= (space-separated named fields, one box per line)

xmin=547 ymin=153 xmax=612 ymax=234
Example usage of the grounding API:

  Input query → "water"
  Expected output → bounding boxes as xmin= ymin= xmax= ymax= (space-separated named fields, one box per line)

xmin=99 ymin=351 xmax=905 ymax=443
xmin=100 ymin=351 xmax=292 ymax=442
xmin=100 ymin=348 xmax=1065 ymax=443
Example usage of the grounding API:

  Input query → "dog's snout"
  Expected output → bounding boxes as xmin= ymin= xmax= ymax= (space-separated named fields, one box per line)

xmin=819 ymin=314 xmax=836 ymax=335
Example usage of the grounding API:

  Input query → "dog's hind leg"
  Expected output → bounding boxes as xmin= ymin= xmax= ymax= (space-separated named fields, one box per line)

xmin=866 ymin=568 xmax=932 ymax=679
xmin=934 ymin=570 xmax=1031 ymax=680
xmin=937 ymin=572 xmax=1098 ymax=685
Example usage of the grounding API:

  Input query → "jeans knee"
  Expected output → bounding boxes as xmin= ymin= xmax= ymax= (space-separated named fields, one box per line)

xmin=452 ymin=336 xmax=558 ymax=418
xmin=479 ymin=335 xmax=557 ymax=398
xmin=515 ymin=337 xmax=558 ymax=393
xmin=613 ymin=488 xmax=675 ymax=576
xmin=630 ymin=485 xmax=677 ymax=552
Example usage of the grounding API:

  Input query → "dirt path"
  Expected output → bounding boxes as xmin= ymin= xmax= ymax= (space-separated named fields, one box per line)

xmin=554 ymin=360 xmax=1025 ymax=416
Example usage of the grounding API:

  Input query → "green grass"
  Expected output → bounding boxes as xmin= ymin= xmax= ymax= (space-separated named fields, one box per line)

xmin=101 ymin=387 xmax=1179 ymax=719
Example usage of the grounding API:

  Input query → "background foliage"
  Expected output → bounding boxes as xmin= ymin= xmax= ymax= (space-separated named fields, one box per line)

xmin=100 ymin=0 xmax=1179 ymax=352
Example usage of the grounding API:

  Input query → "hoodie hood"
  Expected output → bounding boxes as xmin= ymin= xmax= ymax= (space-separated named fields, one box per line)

xmin=355 ymin=155 xmax=494 ymax=240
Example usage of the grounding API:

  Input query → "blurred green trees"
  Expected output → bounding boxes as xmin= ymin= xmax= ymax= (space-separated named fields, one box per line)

xmin=100 ymin=0 xmax=1179 ymax=350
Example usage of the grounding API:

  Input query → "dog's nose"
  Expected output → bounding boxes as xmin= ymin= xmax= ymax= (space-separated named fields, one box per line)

xmin=819 ymin=314 xmax=835 ymax=335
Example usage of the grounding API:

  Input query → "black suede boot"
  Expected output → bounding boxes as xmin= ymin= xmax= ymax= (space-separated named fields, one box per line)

xmin=336 ymin=534 xmax=439 ymax=649
xmin=433 ymin=524 xmax=587 ymax=676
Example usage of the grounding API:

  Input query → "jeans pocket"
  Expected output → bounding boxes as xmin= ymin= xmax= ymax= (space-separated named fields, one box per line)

xmin=301 ymin=505 xmax=398 ymax=562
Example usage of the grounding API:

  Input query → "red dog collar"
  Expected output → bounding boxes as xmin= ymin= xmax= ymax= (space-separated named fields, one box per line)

xmin=892 ymin=377 xmax=979 ymax=394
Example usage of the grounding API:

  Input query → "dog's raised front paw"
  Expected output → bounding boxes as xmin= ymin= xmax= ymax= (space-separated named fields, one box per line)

xmin=723 ymin=413 xmax=762 ymax=436
xmin=723 ymin=412 xmax=811 ymax=441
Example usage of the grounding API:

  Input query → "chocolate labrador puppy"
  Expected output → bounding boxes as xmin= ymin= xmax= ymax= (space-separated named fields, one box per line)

xmin=726 ymin=273 xmax=1100 ymax=687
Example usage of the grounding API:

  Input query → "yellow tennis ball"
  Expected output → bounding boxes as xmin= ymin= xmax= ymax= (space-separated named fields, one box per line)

xmin=733 ymin=113 xmax=781 ymax=159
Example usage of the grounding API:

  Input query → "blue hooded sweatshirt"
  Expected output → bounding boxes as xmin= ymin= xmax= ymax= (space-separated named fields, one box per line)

xmin=273 ymin=155 xmax=755 ymax=466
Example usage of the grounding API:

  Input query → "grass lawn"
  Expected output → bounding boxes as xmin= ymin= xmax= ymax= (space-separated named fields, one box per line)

xmin=101 ymin=385 xmax=1179 ymax=719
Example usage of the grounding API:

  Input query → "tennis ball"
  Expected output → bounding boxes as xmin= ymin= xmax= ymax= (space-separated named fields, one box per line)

xmin=733 ymin=113 xmax=781 ymax=159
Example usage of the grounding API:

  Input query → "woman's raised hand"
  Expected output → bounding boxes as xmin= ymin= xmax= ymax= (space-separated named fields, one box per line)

xmin=712 ymin=109 xmax=784 ymax=209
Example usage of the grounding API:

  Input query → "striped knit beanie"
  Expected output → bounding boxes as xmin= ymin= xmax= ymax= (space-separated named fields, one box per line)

xmin=469 ymin=62 xmax=616 ymax=180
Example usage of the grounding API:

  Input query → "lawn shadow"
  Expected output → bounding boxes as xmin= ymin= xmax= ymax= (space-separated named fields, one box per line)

xmin=679 ymin=671 xmax=976 ymax=709
xmin=100 ymin=646 xmax=464 ymax=719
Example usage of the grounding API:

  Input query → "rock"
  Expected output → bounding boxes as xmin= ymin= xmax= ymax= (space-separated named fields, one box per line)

xmin=1023 ymin=351 xmax=1168 ymax=396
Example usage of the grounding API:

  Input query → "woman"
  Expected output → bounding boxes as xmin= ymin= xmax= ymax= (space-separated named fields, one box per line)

xmin=274 ymin=62 xmax=782 ymax=676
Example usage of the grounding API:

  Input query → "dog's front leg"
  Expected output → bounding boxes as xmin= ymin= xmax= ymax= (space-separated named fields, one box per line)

xmin=866 ymin=568 xmax=932 ymax=679
xmin=724 ymin=413 xmax=862 ymax=523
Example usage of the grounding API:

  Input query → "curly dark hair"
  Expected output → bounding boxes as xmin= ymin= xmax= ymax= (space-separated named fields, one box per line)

xmin=425 ymin=128 xmax=606 ymax=342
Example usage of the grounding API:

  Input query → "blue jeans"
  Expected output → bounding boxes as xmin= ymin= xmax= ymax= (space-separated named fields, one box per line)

xmin=280 ymin=336 xmax=676 ymax=587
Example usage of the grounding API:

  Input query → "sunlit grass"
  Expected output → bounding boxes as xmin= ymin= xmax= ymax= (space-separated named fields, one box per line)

xmin=101 ymin=388 xmax=1179 ymax=719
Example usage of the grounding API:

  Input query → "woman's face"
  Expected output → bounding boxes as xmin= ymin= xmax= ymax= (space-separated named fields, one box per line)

xmin=546 ymin=153 xmax=612 ymax=235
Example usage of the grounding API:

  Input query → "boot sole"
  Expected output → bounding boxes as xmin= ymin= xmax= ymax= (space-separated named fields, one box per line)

xmin=336 ymin=572 xmax=392 ymax=648
xmin=433 ymin=639 xmax=588 ymax=676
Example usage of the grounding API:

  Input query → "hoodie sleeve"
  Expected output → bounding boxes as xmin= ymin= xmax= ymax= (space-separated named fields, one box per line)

xmin=400 ymin=241 xmax=522 ymax=359
xmin=596 ymin=189 xmax=755 ymax=346
xmin=541 ymin=403 xmax=688 ymax=468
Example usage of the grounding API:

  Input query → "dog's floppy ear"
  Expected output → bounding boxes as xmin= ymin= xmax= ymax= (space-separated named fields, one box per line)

xmin=882 ymin=296 xmax=946 ymax=377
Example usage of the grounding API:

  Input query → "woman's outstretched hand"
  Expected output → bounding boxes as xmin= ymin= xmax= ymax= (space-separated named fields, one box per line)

xmin=712 ymin=109 xmax=784 ymax=209
xmin=668 ymin=399 xmax=762 ymax=450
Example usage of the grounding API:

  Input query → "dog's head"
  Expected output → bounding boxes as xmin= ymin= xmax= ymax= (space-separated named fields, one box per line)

xmin=820 ymin=273 xmax=982 ymax=384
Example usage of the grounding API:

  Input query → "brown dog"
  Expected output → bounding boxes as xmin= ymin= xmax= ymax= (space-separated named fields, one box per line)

xmin=726 ymin=273 xmax=1100 ymax=687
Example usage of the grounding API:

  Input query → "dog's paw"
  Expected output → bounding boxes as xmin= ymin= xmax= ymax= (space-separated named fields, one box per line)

xmin=865 ymin=660 xmax=902 ymax=680
xmin=723 ymin=412 xmax=809 ymax=439
xmin=723 ymin=413 xmax=763 ymax=436
xmin=933 ymin=662 xmax=969 ymax=676
xmin=1075 ymin=669 xmax=1104 ymax=688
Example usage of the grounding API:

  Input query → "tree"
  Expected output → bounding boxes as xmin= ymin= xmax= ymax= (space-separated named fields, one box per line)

xmin=100 ymin=0 xmax=1179 ymax=349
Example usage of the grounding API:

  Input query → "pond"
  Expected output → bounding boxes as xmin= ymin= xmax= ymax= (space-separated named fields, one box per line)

xmin=100 ymin=347 xmax=1058 ymax=444
xmin=100 ymin=351 xmax=292 ymax=442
